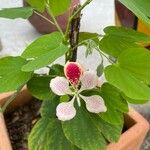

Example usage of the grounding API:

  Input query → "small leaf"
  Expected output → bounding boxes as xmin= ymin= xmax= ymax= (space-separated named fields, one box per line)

xmin=0 ymin=7 xmax=33 ymax=19
xmin=0 ymin=56 xmax=32 ymax=93
xmin=62 ymin=106 xmax=106 ymax=150
xmin=49 ymin=64 xmax=64 ymax=76
xmin=27 ymin=0 xmax=45 ymax=12
xmin=21 ymin=32 xmax=68 ymax=71
xmin=27 ymin=76 xmax=55 ymax=100
xmin=119 ymin=0 xmax=150 ymax=26
xmin=97 ymin=62 xmax=104 ymax=77
xmin=48 ymin=0 xmax=72 ymax=16
xmin=104 ymin=65 xmax=150 ymax=100
xmin=28 ymin=118 xmax=77 ymax=150
xmin=79 ymin=32 xmax=99 ymax=44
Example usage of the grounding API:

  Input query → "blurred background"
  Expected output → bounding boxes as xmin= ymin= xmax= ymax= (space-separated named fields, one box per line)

xmin=0 ymin=0 xmax=149 ymax=149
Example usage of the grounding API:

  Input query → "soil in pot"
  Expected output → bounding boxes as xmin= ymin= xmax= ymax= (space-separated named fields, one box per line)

xmin=4 ymin=99 xmax=41 ymax=150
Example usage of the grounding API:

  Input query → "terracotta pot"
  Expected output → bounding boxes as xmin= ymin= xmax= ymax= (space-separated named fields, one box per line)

xmin=23 ymin=0 xmax=80 ymax=34
xmin=0 ymin=91 xmax=149 ymax=150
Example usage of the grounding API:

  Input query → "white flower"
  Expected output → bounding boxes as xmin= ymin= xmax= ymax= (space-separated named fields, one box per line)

xmin=50 ymin=62 xmax=107 ymax=121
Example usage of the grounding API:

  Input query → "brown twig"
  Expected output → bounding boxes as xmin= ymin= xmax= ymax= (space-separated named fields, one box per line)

xmin=66 ymin=5 xmax=81 ymax=62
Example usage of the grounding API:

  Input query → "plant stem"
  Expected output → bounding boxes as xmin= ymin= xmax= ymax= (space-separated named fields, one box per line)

xmin=34 ymin=11 xmax=55 ymax=25
xmin=64 ymin=0 xmax=93 ymax=41
xmin=46 ymin=6 xmax=64 ymax=37
xmin=65 ymin=6 xmax=81 ymax=62
xmin=2 ymin=85 xmax=24 ymax=112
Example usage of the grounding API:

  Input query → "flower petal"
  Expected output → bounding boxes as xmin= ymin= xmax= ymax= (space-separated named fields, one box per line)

xmin=81 ymin=71 xmax=98 ymax=90
xmin=56 ymin=100 xmax=76 ymax=121
xmin=82 ymin=95 xmax=107 ymax=113
xmin=64 ymin=62 xmax=83 ymax=87
xmin=50 ymin=77 xmax=71 ymax=96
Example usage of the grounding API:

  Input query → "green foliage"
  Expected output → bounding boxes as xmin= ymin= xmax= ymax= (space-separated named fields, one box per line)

xmin=62 ymin=105 xmax=106 ymax=150
xmin=118 ymin=47 xmax=150 ymax=84
xmin=27 ymin=0 xmax=45 ymax=12
xmin=0 ymin=56 xmax=32 ymax=93
xmin=21 ymin=32 xmax=68 ymax=71
xmin=0 ymin=7 xmax=33 ymax=19
xmin=28 ymin=118 xmax=78 ymax=150
xmin=90 ymin=114 xmax=123 ymax=143
xmin=47 ymin=0 xmax=71 ymax=16
xmin=119 ymin=0 xmax=150 ymax=26
xmin=27 ymin=76 xmax=55 ymax=100
xmin=105 ymin=65 xmax=150 ymax=100
xmin=99 ymin=26 xmax=150 ymax=57
xmin=49 ymin=64 xmax=64 ymax=76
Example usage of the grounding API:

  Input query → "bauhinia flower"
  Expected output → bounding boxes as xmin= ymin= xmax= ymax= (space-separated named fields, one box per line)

xmin=50 ymin=62 xmax=107 ymax=121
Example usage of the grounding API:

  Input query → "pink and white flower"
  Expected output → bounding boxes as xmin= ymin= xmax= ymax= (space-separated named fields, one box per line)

xmin=50 ymin=62 xmax=107 ymax=121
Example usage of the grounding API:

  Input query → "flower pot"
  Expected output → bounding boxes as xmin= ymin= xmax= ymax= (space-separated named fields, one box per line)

xmin=23 ymin=0 xmax=80 ymax=34
xmin=0 ymin=90 xmax=149 ymax=149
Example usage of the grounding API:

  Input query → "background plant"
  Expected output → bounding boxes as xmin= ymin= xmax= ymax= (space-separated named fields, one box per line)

xmin=0 ymin=0 xmax=150 ymax=150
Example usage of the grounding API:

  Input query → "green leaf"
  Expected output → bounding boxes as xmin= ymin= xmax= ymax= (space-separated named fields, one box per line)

xmin=0 ymin=7 xmax=33 ymax=19
xmin=99 ymin=26 xmax=150 ymax=58
xmin=27 ymin=0 xmax=45 ymax=12
xmin=101 ymin=83 xmax=128 ymax=113
xmin=118 ymin=47 xmax=150 ymax=84
xmin=40 ymin=96 xmax=59 ymax=118
xmin=104 ymin=65 xmax=150 ymax=100
xmin=0 ymin=56 xmax=32 ymax=93
xmin=104 ymin=26 xmax=150 ymax=43
xmin=27 ymin=76 xmax=55 ymax=100
xmin=49 ymin=64 xmax=64 ymax=76
xmin=48 ymin=0 xmax=71 ymax=16
xmin=79 ymin=32 xmax=99 ymax=44
xmin=21 ymin=32 xmax=68 ymax=71
xmin=28 ymin=118 xmax=77 ymax=150
xmin=99 ymin=35 xmax=139 ymax=58
xmin=122 ymin=94 xmax=149 ymax=104
xmin=119 ymin=0 xmax=150 ymax=26
xmin=90 ymin=114 xmax=123 ymax=143
xmin=62 ymin=106 xmax=106 ymax=150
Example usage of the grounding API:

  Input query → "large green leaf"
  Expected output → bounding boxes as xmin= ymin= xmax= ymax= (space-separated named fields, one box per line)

xmin=0 ymin=7 xmax=33 ymax=19
xmin=90 ymin=114 xmax=123 ymax=143
xmin=99 ymin=35 xmax=139 ymax=58
xmin=99 ymin=26 xmax=150 ymax=58
xmin=104 ymin=26 xmax=150 ymax=43
xmin=0 ymin=56 xmax=32 ymax=93
xmin=49 ymin=64 xmax=64 ymax=76
xmin=21 ymin=32 xmax=68 ymax=71
xmin=62 ymin=106 xmax=106 ymax=150
xmin=104 ymin=65 xmax=150 ymax=100
xmin=99 ymin=105 xmax=124 ymax=125
xmin=48 ymin=0 xmax=71 ymax=16
xmin=27 ymin=76 xmax=55 ymax=100
xmin=119 ymin=0 xmax=150 ymax=26
xmin=27 ymin=0 xmax=45 ymax=12
xmin=28 ymin=118 xmax=78 ymax=150
xmin=118 ymin=47 xmax=150 ymax=84
xmin=101 ymin=83 xmax=128 ymax=113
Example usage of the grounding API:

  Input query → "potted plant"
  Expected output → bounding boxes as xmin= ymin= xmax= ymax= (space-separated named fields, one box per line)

xmin=0 ymin=0 xmax=150 ymax=149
